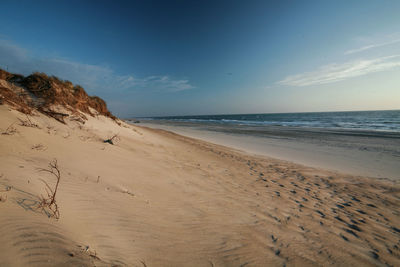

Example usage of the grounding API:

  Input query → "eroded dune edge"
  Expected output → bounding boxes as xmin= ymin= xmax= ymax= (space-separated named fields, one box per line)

xmin=0 ymin=71 xmax=399 ymax=266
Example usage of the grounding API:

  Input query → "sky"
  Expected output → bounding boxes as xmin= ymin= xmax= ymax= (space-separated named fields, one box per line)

xmin=1 ymin=0 xmax=400 ymax=117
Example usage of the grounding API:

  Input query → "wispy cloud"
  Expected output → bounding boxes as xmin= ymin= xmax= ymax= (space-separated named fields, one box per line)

xmin=0 ymin=39 xmax=194 ymax=93
xmin=141 ymin=76 xmax=194 ymax=92
xmin=278 ymin=55 xmax=400 ymax=87
xmin=345 ymin=38 xmax=400 ymax=55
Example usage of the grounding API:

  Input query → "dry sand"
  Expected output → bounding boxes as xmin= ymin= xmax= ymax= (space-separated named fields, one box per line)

xmin=0 ymin=105 xmax=399 ymax=266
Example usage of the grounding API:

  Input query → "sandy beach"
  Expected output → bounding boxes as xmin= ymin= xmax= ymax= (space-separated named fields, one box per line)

xmin=138 ymin=120 xmax=400 ymax=180
xmin=1 ymin=104 xmax=400 ymax=266
xmin=2 ymin=1 xmax=400 ymax=265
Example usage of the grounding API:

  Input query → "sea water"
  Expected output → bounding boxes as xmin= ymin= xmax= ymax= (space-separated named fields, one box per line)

xmin=146 ymin=110 xmax=400 ymax=133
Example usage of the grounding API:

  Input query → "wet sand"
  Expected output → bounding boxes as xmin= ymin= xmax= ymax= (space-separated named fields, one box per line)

xmin=139 ymin=120 xmax=400 ymax=180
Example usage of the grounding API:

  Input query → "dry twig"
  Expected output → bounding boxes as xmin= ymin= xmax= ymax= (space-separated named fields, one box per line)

xmin=103 ymin=134 xmax=120 ymax=145
xmin=18 ymin=115 xmax=40 ymax=128
xmin=36 ymin=159 xmax=61 ymax=219
xmin=31 ymin=143 xmax=47 ymax=151
xmin=1 ymin=122 xmax=17 ymax=135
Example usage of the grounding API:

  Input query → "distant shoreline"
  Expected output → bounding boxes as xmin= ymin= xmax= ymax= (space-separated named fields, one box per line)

xmin=138 ymin=120 xmax=400 ymax=180
xmin=137 ymin=108 xmax=400 ymax=118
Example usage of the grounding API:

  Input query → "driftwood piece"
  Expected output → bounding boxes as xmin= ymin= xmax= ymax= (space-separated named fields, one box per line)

xmin=38 ymin=108 xmax=69 ymax=124
xmin=104 ymin=134 xmax=119 ymax=145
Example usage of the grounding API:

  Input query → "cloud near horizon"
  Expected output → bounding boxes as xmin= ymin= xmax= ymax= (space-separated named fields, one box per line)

xmin=0 ymin=39 xmax=194 ymax=94
xmin=277 ymin=55 xmax=400 ymax=87
xmin=345 ymin=38 xmax=400 ymax=55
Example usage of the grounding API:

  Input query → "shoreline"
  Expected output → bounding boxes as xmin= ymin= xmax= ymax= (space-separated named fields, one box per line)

xmin=138 ymin=120 xmax=400 ymax=180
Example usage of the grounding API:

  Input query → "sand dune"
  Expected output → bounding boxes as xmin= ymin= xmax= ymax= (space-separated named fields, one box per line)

xmin=1 ymin=105 xmax=399 ymax=266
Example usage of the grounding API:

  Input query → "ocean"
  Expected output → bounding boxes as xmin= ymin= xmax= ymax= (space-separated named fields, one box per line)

xmin=145 ymin=110 xmax=400 ymax=133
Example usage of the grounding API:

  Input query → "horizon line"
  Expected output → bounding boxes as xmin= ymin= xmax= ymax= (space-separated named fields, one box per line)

xmin=128 ymin=108 xmax=400 ymax=119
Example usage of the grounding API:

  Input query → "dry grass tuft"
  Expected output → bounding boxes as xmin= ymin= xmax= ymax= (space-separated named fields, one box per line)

xmin=18 ymin=115 xmax=40 ymax=128
xmin=36 ymin=159 xmax=61 ymax=219
xmin=1 ymin=122 xmax=18 ymax=135
xmin=1 ymin=68 xmax=117 ymax=122
xmin=0 ymin=85 xmax=33 ymax=114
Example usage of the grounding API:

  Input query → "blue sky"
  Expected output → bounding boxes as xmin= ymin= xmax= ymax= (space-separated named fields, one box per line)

xmin=1 ymin=0 xmax=400 ymax=117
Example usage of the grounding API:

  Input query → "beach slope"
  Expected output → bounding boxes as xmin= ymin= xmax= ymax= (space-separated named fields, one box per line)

xmin=0 ymin=104 xmax=399 ymax=266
